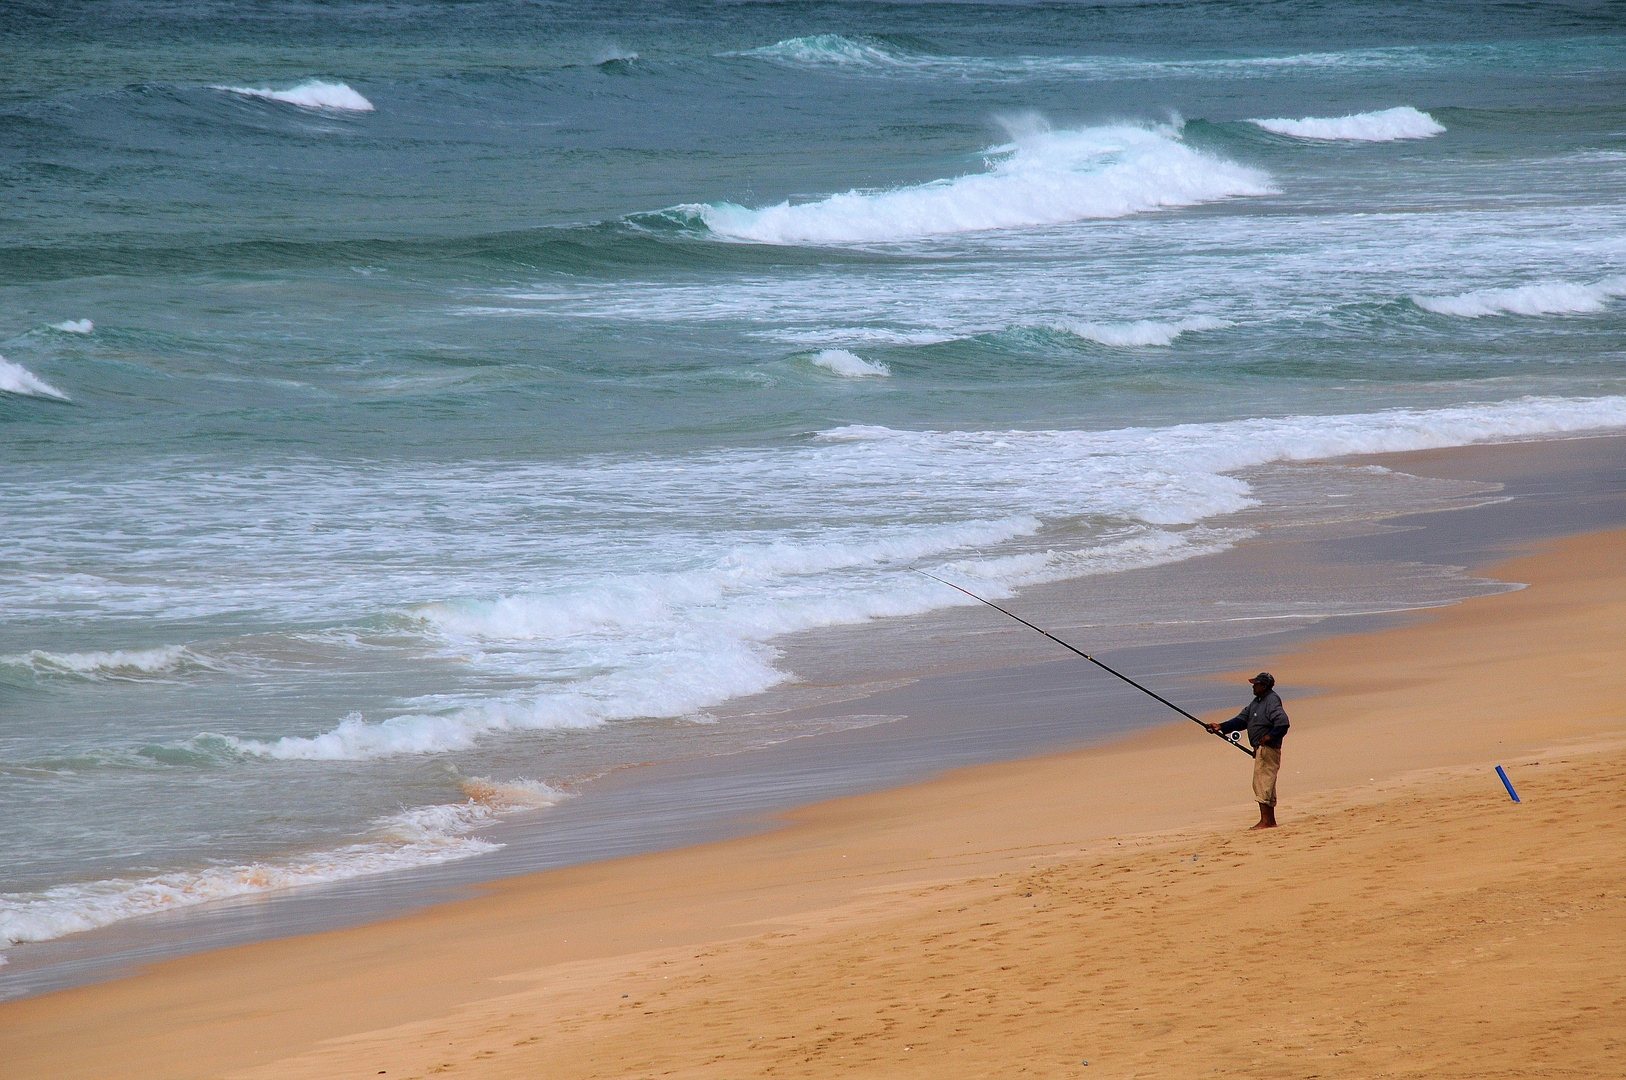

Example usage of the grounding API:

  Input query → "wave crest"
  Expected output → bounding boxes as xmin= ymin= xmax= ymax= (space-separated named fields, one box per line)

xmin=738 ymin=34 xmax=907 ymax=68
xmin=809 ymin=349 xmax=891 ymax=377
xmin=1413 ymin=277 xmax=1626 ymax=318
xmin=689 ymin=122 xmax=1274 ymax=245
xmin=0 ymin=778 xmax=564 ymax=947
xmin=1052 ymin=316 xmax=1231 ymax=347
xmin=212 ymin=80 xmax=375 ymax=112
xmin=209 ymin=517 xmax=1047 ymax=761
xmin=1250 ymin=106 xmax=1445 ymax=142
xmin=0 ymin=355 xmax=69 ymax=400
xmin=734 ymin=37 xmax=1461 ymax=82
xmin=2 ymin=645 xmax=219 ymax=681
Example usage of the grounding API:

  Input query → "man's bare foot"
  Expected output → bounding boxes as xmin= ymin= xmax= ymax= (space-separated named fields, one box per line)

xmin=1248 ymin=820 xmax=1277 ymax=830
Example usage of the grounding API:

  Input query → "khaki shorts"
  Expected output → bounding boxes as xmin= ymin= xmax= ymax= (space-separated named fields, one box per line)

xmin=1252 ymin=743 xmax=1282 ymax=807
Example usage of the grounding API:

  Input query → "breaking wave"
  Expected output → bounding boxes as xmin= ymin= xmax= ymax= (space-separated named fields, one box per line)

xmin=212 ymin=80 xmax=375 ymax=112
xmin=0 ymin=356 xmax=69 ymax=400
xmin=50 ymin=319 xmax=94 ymax=334
xmin=1249 ymin=106 xmax=1445 ymax=141
xmin=213 ymin=519 xmax=1055 ymax=761
xmin=165 ymin=394 xmax=1626 ymax=765
xmin=0 ymin=778 xmax=563 ymax=948
xmin=734 ymin=36 xmax=1461 ymax=81
xmin=738 ymin=34 xmax=906 ymax=68
xmin=1 ymin=645 xmax=221 ymax=681
xmin=1052 ymin=316 xmax=1231 ymax=347
xmin=689 ymin=121 xmax=1274 ymax=244
xmin=809 ymin=348 xmax=891 ymax=376
xmin=770 ymin=328 xmax=959 ymax=346
xmin=1413 ymin=277 xmax=1626 ymax=318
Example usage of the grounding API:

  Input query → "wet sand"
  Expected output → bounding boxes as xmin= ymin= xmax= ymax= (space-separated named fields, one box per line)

xmin=3 ymin=446 xmax=1622 ymax=1078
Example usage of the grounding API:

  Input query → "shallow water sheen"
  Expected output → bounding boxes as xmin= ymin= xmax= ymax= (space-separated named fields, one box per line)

xmin=3 ymin=2 xmax=1625 ymax=953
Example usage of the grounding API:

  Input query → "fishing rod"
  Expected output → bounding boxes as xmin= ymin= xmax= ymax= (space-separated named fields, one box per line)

xmin=914 ymin=569 xmax=1254 ymax=758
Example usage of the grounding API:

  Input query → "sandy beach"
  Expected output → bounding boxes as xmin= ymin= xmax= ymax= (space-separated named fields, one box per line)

xmin=5 ymin=468 xmax=1623 ymax=1078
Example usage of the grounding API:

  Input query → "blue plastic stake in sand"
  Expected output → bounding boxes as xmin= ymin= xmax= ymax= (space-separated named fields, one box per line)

xmin=1495 ymin=766 xmax=1521 ymax=803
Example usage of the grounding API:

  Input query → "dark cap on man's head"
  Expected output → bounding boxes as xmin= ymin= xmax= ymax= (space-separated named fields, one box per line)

xmin=1249 ymin=671 xmax=1275 ymax=687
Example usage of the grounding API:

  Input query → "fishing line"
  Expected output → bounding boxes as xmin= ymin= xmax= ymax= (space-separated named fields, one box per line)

xmin=913 ymin=569 xmax=1254 ymax=758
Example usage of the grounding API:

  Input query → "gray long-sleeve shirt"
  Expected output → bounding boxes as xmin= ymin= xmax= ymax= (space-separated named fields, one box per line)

xmin=1218 ymin=690 xmax=1289 ymax=749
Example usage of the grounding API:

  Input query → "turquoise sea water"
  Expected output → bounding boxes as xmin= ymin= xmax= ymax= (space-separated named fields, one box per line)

xmin=3 ymin=1 xmax=1625 ymax=952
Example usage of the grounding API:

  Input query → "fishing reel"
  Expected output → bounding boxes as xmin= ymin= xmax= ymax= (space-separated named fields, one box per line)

xmin=1226 ymin=731 xmax=1243 ymax=745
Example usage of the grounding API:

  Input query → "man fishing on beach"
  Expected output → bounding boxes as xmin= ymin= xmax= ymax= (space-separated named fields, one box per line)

xmin=1208 ymin=673 xmax=1289 ymax=829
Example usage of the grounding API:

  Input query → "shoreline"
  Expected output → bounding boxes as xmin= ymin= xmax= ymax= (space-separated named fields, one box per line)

xmin=3 ymin=506 xmax=1622 ymax=1076
xmin=1 ymin=433 xmax=1621 ymax=1009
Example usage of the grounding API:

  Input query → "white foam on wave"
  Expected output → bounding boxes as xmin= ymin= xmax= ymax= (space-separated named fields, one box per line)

xmin=219 ymin=517 xmax=1048 ymax=761
xmin=818 ymin=396 xmax=1626 ymax=484
xmin=809 ymin=349 xmax=891 ymax=377
xmin=51 ymin=319 xmax=94 ymax=334
xmin=0 ymin=355 xmax=69 ymax=400
xmin=768 ymin=328 xmax=959 ymax=346
xmin=689 ymin=120 xmax=1275 ymax=245
xmin=180 ymin=394 xmax=1626 ymax=764
xmin=0 ymin=777 xmax=563 ymax=948
xmin=1250 ymin=106 xmax=1445 ymax=142
xmin=1053 ymin=316 xmax=1230 ymax=347
xmin=734 ymin=36 xmax=1445 ymax=81
xmin=212 ymin=80 xmax=375 ymax=112
xmin=738 ymin=33 xmax=904 ymax=68
xmin=1413 ymin=277 xmax=1626 ymax=318
xmin=935 ymin=527 xmax=1242 ymax=592
xmin=1 ymin=645 xmax=220 ymax=681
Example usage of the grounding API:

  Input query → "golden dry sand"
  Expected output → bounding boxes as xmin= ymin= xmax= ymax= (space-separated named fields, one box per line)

xmin=5 ymin=529 xmax=1624 ymax=1080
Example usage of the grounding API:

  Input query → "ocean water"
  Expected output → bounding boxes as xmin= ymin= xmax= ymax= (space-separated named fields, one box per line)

xmin=4 ymin=2 xmax=1626 ymax=957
